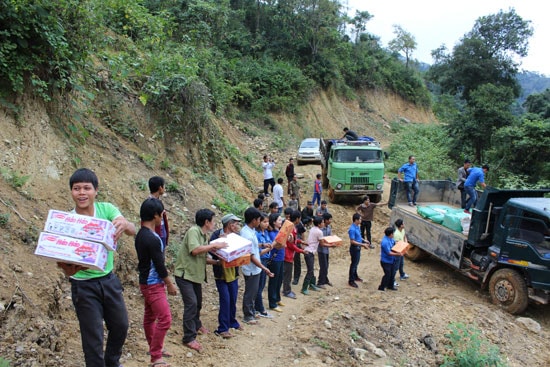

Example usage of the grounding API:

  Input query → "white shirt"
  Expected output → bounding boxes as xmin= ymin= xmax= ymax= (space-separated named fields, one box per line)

xmin=262 ymin=161 xmax=275 ymax=180
xmin=273 ymin=184 xmax=284 ymax=207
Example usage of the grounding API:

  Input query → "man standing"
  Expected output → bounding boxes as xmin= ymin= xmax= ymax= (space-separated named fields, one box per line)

xmin=398 ymin=155 xmax=420 ymax=206
xmin=210 ymin=214 xmax=243 ymax=339
xmin=348 ymin=213 xmax=371 ymax=288
xmin=378 ymin=227 xmax=403 ymax=291
xmin=317 ymin=213 xmax=335 ymax=288
xmin=273 ymin=178 xmax=285 ymax=214
xmin=148 ymin=176 xmax=169 ymax=248
xmin=464 ymin=165 xmax=490 ymax=214
xmin=135 ymin=198 xmax=178 ymax=366
xmin=456 ymin=159 xmax=471 ymax=209
xmin=312 ymin=174 xmax=322 ymax=208
xmin=289 ymin=174 xmax=301 ymax=209
xmin=262 ymin=155 xmax=276 ymax=196
xmin=285 ymin=158 xmax=295 ymax=195
xmin=57 ymin=168 xmax=136 ymax=367
xmin=356 ymin=196 xmax=386 ymax=246
xmin=240 ymin=208 xmax=273 ymax=324
xmin=174 ymin=209 xmax=228 ymax=352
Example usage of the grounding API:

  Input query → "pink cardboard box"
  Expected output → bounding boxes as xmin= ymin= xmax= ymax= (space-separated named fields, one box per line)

xmin=35 ymin=232 xmax=109 ymax=271
xmin=211 ymin=233 xmax=252 ymax=262
xmin=44 ymin=209 xmax=117 ymax=251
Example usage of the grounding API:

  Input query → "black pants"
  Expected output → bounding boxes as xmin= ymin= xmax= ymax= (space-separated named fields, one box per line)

xmin=379 ymin=261 xmax=397 ymax=290
xmin=349 ymin=245 xmax=361 ymax=283
xmin=317 ymin=251 xmax=330 ymax=285
xmin=293 ymin=251 xmax=301 ymax=282
xmin=360 ymin=220 xmax=372 ymax=244
xmin=70 ymin=272 xmax=128 ymax=367
xmin=175 ymin=277 xmax=203 ymax=343
xmin=263 ymin=178 xmax=275 ymax=194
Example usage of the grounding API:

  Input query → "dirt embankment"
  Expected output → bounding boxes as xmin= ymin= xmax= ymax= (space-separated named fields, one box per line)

xmin=0 ymin=91 xmax=548 ymax=367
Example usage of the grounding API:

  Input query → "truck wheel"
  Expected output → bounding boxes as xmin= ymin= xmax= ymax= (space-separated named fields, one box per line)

xmin=405 ymin=244 xmax=427 ymax=261
xmin=369 ymin=194 xmax=382 ymax=203
xmin=488 ymin=268 xmax=528 ymax=314
xmin=328 ymin=188 xmax=339 ymax=204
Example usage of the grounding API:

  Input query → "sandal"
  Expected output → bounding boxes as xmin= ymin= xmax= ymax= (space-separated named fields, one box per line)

xmin=185 ymin=340 xmax=203 ymax=352
xmin=214 ymin=330 xmax=234 ymax=339
xmin=149 ymin=361 xmax=171 ymax=367
xmin=147 ymin=350 xmax=172 ymax=358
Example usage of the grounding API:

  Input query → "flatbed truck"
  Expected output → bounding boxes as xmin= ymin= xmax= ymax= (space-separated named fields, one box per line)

xmin=388 ymin=179 xmax=550 ymax=314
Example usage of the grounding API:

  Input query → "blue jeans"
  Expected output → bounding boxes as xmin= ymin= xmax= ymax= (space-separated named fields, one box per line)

xmin=348 ymin=245 xmax=361 ymax=283
xmin=267 ymin=260 xmax=284 ymax=308
xmin=464 ymin=185 xmax=477 ymax=211
xmin=255 ymin=258 xmax=270 ymax=313
xmin=215 ymin=279 xmax=240 ymax=333
xmin=405 ymin=180 xmax=419 ymax=204
xmin=175 ymin=277 xmax=203 ymax=343
xmin=70 ymin=272 xmax=128 ymax=367
xmin=312 ymin=192 xmax=321 ymax=207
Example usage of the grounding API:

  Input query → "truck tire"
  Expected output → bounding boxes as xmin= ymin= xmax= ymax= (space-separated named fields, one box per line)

xmin=405 ymin=244 xmax=427 ymax=261
xmin=369 ymin=194 xmax=382 ymax=203
xmin=488 ymin=268 xmax=528 ymax=314
xmin=327 ymin=188 xmax=339 ymax=204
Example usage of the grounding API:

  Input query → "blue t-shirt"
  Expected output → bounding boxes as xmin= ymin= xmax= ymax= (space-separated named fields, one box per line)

xmin=398 ymin=162 xmax=418 ymax=182
xmin=267 ymin=229 xmax=285 ymax=261
xmin=240 ymin=225 xmax=261 ymax=276
xmin=464 ymin=167 xmax=485 ymax=187
xmin=348 ymin=223 xmax=362 ymax=245
xmin=256 ymin=229 xmax=271 ymax=259
xmin=380 ymin=235 xmax=396 ymax=264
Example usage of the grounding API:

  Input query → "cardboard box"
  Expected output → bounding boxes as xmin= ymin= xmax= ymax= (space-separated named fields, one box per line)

xmin=323 ymin=235 xmax=343 ymax=247
xmin=275 ymin=219 xmax=295 ymax=245
xmin=222 ymin=254 xmax=251 ymax=268
xmin=392 ymin=240 xmax=409 ymax=255
xmin=35 ymin=232 xmax=109 ymax=271
xmin=212 ymin=233 xmax=252 ymax=262
xmin=44 ymin=209 xmax=117 ymax=251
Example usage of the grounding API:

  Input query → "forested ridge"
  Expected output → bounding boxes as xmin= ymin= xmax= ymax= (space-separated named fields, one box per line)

xmin=1 ymin=1 xmax=549 ymax=185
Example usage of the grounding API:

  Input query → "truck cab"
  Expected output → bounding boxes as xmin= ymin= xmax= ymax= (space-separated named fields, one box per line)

xmin=320 ymin=137 xmax=384 ymax=203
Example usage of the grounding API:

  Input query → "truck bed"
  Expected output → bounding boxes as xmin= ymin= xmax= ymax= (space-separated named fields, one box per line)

xmin=390 ymin=202 xmax=466 ymax=269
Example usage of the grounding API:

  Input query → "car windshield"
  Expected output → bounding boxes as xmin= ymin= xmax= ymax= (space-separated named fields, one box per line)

xmin=300 ymin=141 xmax=318 ymax=149
xmin=333 ymin=149 xmax=382 ymax=163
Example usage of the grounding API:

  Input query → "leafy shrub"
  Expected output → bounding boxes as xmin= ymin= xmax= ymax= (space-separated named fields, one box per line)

xmin=442 ymin=323 xmax=507 ymax=367
xmin=0 ymin=168 xmax=30 ymax=189
xmin=0 ymin=0 xmax=95 ymax=100
xmin=386 ymin=123 xmax=455 ymax=179
xmin=0 ymin=357 xmax=11 ymax=367
xmin=0 ymin=213 xmax=10 ymax=227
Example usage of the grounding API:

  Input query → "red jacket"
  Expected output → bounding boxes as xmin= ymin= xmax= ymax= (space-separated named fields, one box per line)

xmin=284 ymin=227 xmax=304 ymax=263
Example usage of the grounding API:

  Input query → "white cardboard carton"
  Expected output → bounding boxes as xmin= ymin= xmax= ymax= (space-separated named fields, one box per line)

xmin=211 ymin=233 xmax=252 ymax=262
xmin=35 ymin=232 xmax=109 ymax=271
xmin=44 ymin=209 xmax=117 ymax=251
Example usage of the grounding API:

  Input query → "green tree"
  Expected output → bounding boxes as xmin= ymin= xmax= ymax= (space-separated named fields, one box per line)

xmin=388 ymin=25 xmax=417 ymax=68
xmin=350 ymin=10 xmax=372 ymax=44
xmin=428 ymin=9 xmax=533 ymax=163
xmin=523 ymin=88 xmax=550 ymax=119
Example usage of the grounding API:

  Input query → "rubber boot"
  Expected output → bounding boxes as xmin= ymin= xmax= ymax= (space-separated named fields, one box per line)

xmin=301 ymin=279 xmax=309 ymax=295
xmin=309 ymin=276 xmax=321 ymax=291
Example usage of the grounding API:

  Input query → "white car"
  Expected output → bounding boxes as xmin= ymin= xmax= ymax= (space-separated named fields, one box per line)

xmin=297 ymin=138 xmax=321 ymax=165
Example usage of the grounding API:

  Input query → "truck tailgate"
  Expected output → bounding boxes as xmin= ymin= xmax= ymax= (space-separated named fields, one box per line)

xmin=390 ymin=203 xmax=467 ymax=269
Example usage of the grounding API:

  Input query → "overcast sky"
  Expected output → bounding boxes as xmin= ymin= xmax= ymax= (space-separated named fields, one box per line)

xmin=345 ymin=0 xmax=549 ymax=76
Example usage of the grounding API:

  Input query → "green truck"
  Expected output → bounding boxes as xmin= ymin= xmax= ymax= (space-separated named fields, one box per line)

xmin=320 ymin=137 xmax=385 ymax=203
xmin=388 ymin=179 xmax=550 ymax=314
